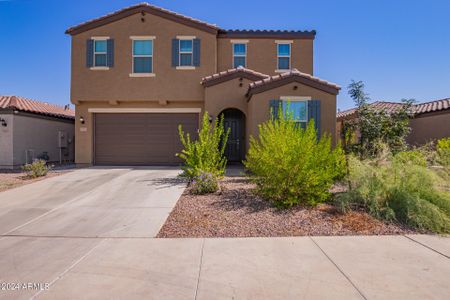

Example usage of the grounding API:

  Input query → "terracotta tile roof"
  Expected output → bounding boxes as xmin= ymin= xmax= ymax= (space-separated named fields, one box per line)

xmin=414 ymin=98 xmax=450 ymax=114
xmin=66 ymin=2 xmax=219 ymax=35
xmin=65 ymin=3 xmax=315 ymax=37
xmin=218 ymin=29 xmax=316 ymax=39
xmin=247 ymin=69 xmax=341 ymax=96
xmin=201 ymin=66 xmax=269 ymax=87
xmin=337 ymin=98 xmax=450 ymax=120
xmin=0 ymin=96 xmax=75 ymax=120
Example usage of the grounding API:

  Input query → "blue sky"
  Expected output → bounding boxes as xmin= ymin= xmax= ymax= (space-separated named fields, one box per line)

xmin=1 ymin=0 xmax=449 ymax=110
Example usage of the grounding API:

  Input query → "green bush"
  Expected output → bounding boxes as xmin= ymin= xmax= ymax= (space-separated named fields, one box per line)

xmin=244 ymin=108 xmax=346 ymax=207
xmin=22 ymin=159 xmax=50 ymax=178
xmin=177 ymin=112 xmax=230 ymax=181
xmin=335 ymin=152 xmax=450 ymax=233
xmin=437 ymin=137 xmax=450 ymax=168
xmin=191 ymin=171 xmax=219 ymax=194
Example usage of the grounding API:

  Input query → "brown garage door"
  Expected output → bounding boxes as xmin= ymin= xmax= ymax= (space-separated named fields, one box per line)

xmin=94 ymin=113 xmax=198 ymax=165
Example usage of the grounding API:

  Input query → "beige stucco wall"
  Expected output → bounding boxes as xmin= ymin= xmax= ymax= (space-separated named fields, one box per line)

xmin=407 ymin=111 xmax=450 ymax=145
xmin=0 ymin=114 xmax=14 ymax=169
xmin=204 ymin=78 xmax=250 ymax=117
xmin=217 ymin=38 xmax=313 ymax=76
xmin=75 ymin=101 xmax=204 ymax=165
xmin=248 ymin=82 xmax=337 ymax=145
xmin=13 ymin=114 xmax=75 ymax=167
xmin=70 ymin=13 xmax=217 ymax=103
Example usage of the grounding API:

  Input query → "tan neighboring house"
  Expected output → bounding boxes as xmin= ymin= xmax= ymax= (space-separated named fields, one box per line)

xmin=0 ymin=96 xmax=75 ymax=169
xmin=336 ymin=98 xmax=450 ymax=145
xmin=66 ymin=2 xmax=341 ymax=166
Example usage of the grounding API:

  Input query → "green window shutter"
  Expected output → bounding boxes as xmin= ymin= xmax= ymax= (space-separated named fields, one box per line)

xmin=308 ymin=100 xmax=321 ymax=138
xmin=193 ymin=38 xmax=200 ymax=66
xmin=269 ymin=99 xmax=282 ymax=120
xmin=172 ymin=38 xmax=179 ymax=67
xmin=107 ymin=39 xmax=114 ymax=67
xmin=86 ymin=39 xmax=94 ymax=68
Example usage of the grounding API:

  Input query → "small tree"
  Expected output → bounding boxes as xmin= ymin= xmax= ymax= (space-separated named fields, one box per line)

xmin=177 ymin=112 xmax=230 ymax=181
xmin=343 ymin=80 xmax=414 ymax=158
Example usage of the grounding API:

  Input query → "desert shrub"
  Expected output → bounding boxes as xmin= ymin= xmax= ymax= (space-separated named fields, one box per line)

xmin=437 ymin=137 xmax=450 ymax=168
xmin=393 ymin=150 xmax=427 ymax=167
xmin=190 ymin=171 xmax=219 ymax=194
xmin=177 ymin=112 xmax=229 ymax=181
xmin=335 ymin=151 xmax=450 ymax=233
xmin=22 ymin=159 xmax=50 ymax=178
xmin=244 ymin=109 xmax=346 ymax=208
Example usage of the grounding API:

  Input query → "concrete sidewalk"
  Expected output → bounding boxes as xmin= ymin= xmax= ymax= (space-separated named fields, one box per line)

xmin=0 ymin=235 xmax=448 ymax=299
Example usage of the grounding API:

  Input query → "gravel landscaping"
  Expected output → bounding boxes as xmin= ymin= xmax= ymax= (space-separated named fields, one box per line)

xmin=0 ymin=169 xmax=71 ymax=192
xmin=157 ymin=177 xmax=418 ymax=238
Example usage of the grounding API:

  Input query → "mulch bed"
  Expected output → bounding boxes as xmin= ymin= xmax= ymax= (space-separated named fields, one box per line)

xmin=157 ymin=177 xmax=417 ymax=238
xmin=0 ymin=171 xmax=70 ymax=192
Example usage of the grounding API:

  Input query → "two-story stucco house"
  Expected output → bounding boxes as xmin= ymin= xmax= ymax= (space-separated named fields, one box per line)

xmin=66 ymin=2 xmax=341 ymax=166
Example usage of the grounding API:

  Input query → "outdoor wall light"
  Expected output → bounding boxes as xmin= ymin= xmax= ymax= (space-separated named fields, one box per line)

xmin=79 ymin=116 xmax=85 ymax=124
xmin=208 ymin=114 xmax=213 ymax=123
xmin=0 ymin=118 xmax=7 ymax=127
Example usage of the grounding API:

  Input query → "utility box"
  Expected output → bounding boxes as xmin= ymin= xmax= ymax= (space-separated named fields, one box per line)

xmin=57 ymin=131 xmax=68 ymax=148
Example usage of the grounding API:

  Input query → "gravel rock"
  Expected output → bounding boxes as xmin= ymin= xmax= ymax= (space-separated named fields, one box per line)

xmin=157 ymin=177 xmax=417 ymax=238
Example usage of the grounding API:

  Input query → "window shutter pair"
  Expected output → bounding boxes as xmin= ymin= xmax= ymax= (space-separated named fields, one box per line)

xmin=171 ymin=38 xmax=201 ymax=67
xmin=270 ymin=99 xmax=321 ymax=138
xmin=86 ymin=39 xmax=114 ymax=68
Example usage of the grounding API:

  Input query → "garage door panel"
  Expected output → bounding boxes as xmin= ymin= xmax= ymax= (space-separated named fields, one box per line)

xmin=94 ymin=113 xmax=198 ymax=165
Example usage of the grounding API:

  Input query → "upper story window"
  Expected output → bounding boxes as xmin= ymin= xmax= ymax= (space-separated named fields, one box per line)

xmin=277 ymin=42 xmax=291 ymax=71
xmin=94 ymin=39 xmax=107 ymax=67
xmin=179 ymin=39 xmax=193 ymax=66
xmin=132 ymin=39 xmax=153 ymax=74
xmin=233 ymin=43 xmax=247 ymax=68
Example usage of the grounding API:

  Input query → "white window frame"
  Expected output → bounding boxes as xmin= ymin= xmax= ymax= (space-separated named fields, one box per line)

xmin=92 ymin=37 xmax=108 ymax=68
xmin=232 ymin=42 xmax=247 ymax=68
xmin=178 ymin=38 xmax=194 ymax=68
xmin=130 ymin=36 xmax=155 ymax=77
xmin=280 ymin=96 xmax=310 ymax=125
xmin=276 ymin=41 xmax=292 ymax=72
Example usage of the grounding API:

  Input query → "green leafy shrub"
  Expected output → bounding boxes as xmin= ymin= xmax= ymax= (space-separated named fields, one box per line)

xmin=177 ymin=112 xmax=230 ymax=181
xmin=22 ymin=159 xmax=51 ymax=178
xmin=437 ymin=137 xmax=450 ymax=168
xmin=191 ymin=172 xmax=219 ymax=194
xmin=335 ymin=151 xmax=450 ymax=233
xmin=244 ymin=108 xmax=346 ymax=207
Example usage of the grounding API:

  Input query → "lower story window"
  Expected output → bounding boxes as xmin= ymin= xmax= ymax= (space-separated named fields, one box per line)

xmin=133 ymin=40 xmax=153 ymax=73
xmin=282 ymin=100 xmax=307 ymax=127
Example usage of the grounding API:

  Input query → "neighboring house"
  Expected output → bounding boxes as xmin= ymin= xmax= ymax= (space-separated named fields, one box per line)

xmin=65 ymin=2 xmax=340 ymax=166
xmin=336 ymin=98 xmax=450 ymax=145
xmin=0 ymin=96 xmax=75 ymax=169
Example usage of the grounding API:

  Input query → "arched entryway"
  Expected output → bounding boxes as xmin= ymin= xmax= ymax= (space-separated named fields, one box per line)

xmin=220 ymin=108 xmax=246 ymax=163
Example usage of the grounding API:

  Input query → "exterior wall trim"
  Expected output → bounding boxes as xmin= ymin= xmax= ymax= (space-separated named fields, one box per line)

xmin=87 ymin=108 xmax=202 ymax=113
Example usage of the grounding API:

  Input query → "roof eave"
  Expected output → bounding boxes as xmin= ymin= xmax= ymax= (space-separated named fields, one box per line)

xmin=66 ymin=4 xmax=219 ymax=36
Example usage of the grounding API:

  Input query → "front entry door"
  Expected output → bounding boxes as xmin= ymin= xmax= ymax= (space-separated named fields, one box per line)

xmin=223 ymin=110 xmax=245 ymax=162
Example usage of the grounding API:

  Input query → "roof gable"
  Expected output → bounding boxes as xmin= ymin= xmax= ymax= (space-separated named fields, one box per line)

xmin=201 ymin=67 xmax=269 ymax=87
xmin=66 ymin=3 xmax=219 ymax=35
xmin=247 ymin=69 xmax=341 ymax=97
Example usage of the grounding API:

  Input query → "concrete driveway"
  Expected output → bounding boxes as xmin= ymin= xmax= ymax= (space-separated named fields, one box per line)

xmin=0 ymin=168 xmax=449 ymax=299
xmin=0 ymin=167 xmax=185 ymax=238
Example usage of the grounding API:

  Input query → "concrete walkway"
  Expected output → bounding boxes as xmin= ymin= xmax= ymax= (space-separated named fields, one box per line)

xmin=0 ymin=235 xmax=448 ymax=299
xmin=0 ymin=169 xmax=449 ymax=299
